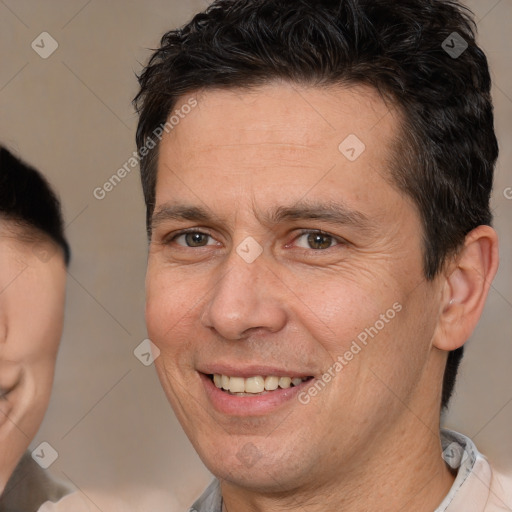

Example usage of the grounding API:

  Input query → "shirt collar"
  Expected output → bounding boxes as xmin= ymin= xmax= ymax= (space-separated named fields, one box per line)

xmin=436 ymin=428 xmax=492 ymax=512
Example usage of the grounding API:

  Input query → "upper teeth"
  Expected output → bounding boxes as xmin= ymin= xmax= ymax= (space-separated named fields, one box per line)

xmin=213 ymin=375 xmax=306 ymax=394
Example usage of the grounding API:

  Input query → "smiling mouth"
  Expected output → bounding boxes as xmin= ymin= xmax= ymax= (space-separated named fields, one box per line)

xmin=208 ymin=374 xmax=314 ymax=396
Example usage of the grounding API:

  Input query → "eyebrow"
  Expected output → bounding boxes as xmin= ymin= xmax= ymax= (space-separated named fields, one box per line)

xmin=266 ymin=200 xmax=370 ymax=229
xmin=151 ymin=200 xmax=372 ymax=233
xmin=151 ymin=204 xmax=222 ymax=230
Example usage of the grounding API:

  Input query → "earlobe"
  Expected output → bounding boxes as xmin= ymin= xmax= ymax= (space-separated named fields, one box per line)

xmin=434 ymin=225 xmax=499 ymax=352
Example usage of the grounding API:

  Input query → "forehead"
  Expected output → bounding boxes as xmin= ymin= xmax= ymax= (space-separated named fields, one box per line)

xmin=154 ymin=82 xmax=410 ymax=227
xmin=0 ymin=220 xmax=65 ymax=272
xmin=169 ymin=82 xmax=398 ymax=150
xmin=160 ymin=82 xmax=400 ymax=175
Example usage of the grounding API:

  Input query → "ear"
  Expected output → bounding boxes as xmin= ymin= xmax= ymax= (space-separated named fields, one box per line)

xmin=433 ymin=225 xmax=499 ymax=351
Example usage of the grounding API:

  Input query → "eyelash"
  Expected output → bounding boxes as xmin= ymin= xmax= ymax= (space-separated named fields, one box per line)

xmin=165 ymin=228 xmax=345 ymax=251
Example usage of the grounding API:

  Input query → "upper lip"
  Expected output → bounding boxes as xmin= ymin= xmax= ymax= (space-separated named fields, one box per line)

xmin=199 ymin=364 xmax=314 ymax=379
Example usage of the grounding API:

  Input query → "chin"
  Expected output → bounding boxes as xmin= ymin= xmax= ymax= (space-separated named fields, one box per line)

xmin=195 ymin=434 xmax=309 ymax=493
xmin=214 ymin=463 xmax=307 ymax=495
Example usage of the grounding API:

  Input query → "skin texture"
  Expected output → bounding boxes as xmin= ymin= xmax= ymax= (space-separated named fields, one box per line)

xmin=145 ymin=82 xmax=499 ymax=512
xmin=0 ymin=224 xmax=66 ymax=493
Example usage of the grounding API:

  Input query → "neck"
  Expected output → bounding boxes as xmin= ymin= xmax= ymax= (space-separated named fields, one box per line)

xmin=221 ymin=420 xmax=455 ymax=512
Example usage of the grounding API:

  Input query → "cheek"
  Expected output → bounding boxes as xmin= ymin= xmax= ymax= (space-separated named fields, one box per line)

xmin=346 ymin=289 xmax=438 ymax=412
xmin=33 ymin=292 xmax=65 ymax=357
xmin=8 ymin=291 xmax=65 ymax=363
xmin=146 ymin=269 xmax=174 ymax=339
xmin=146 ymin=272 xmax=202 ymax=414
xmin=145 ymin=268 xmax=200 ymax=356
xmin=286 ymin=269 xmax=393 ymax=358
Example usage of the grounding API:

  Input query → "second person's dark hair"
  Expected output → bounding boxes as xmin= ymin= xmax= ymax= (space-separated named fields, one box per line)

xmin=0 ymin=146 xmax=70 ymax=265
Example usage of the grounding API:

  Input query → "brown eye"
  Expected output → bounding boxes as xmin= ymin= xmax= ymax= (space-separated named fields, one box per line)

xmin=171 ymin=231 xmax=214 ymax=247
xmin=185 ymin=233 xmax=208 ymax=247
xmin=183 ymin=232 xmax=210 ymax=247
xmin=304 ymin=232 xmax=335 ymax=250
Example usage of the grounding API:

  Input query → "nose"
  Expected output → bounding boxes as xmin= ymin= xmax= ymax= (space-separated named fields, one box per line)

xmin=200 ymin=249 xmax=287 ymax=341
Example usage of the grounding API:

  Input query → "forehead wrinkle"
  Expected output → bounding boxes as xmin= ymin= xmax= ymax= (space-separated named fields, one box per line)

xmin=185 ymin=143 xmax=328 ymax=179
xmin=208 ymin=143 xmax=316 ymax=149
xmin=190 ymin=141 xmax=324 ymax=160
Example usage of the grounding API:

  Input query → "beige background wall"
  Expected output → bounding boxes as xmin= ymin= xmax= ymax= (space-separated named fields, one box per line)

xmin=0 ymin=0 xmax=510 ymax=509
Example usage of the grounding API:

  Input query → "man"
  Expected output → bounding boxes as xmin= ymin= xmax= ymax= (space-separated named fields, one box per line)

xmin=134 ymin=0 xmax=511 ymax=510
xmin=0 ymin=146 xmax=78 ymax=510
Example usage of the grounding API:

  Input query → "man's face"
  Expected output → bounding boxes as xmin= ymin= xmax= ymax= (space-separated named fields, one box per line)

xmin=0 ymin=227 xmax=66 ymax=490
xmin=146 ymin=83 xmax=445 ymax=491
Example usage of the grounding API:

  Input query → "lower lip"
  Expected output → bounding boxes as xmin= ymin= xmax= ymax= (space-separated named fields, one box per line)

xmin=200 ymin=373 xmax=312 ymax=416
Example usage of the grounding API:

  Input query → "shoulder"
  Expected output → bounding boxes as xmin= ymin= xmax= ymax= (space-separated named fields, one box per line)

xmin=38 ymin=492 xmax=91 ymax=512
xmin=0 ymin=452 xmax=71 ymax=511
xmin=38 ymin=486 xmax=183 ymax=512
